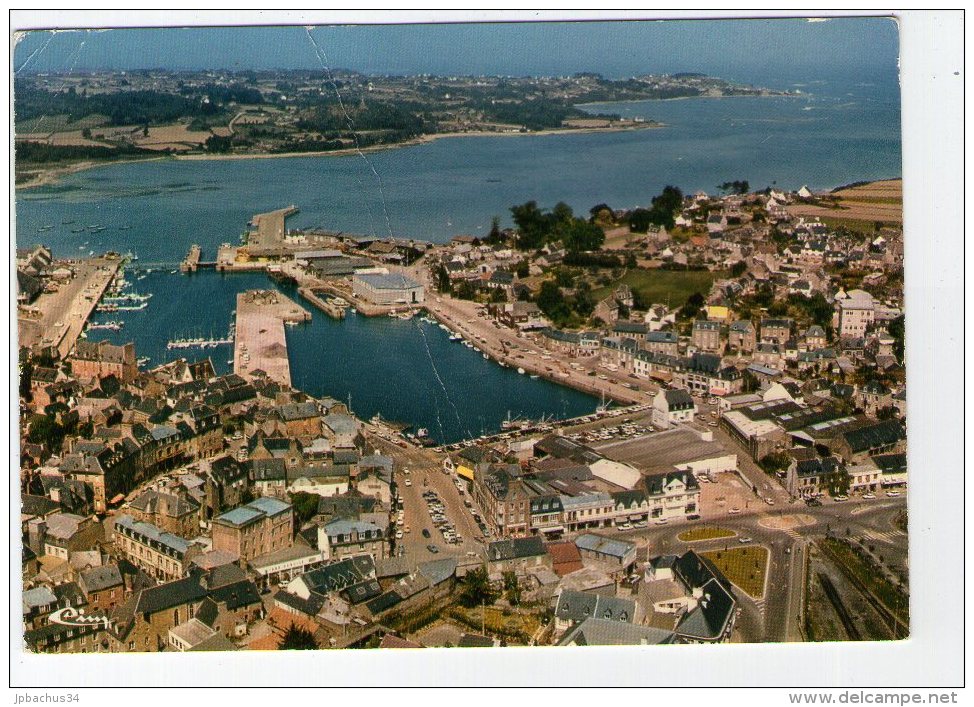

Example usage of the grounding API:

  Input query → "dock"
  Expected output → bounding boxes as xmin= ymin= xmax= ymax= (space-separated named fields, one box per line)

xmin=180 ymin=244 xmax=216 ymax=272
xmin=18 ymin=255 xmax=122 ymax=359
xmin=233 ymin=289 xmax=310 ymax=387
xmin=298 ymin=287 xmax=346 ymax=319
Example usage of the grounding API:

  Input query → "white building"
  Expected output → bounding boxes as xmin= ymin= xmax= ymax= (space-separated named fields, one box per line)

xmin=834 ymin=289 xmax=876 ymax=338
xmin=652 ymin=389 xmax=697 ymax=429
xmin=352 ymin=272 xmax=425 ymax=306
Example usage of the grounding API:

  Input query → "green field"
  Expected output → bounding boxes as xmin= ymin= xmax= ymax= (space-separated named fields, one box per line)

xmin=592 ymin=268 xmax=719 ymax=309
xmin=701 ymin=546 xmax=769 ymax=599
xmin=678 ymin=527 xmax=737 ymax=542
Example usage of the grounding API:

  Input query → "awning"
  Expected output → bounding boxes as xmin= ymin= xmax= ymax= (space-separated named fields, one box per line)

xmin=629 ymin=514 xmax=646 ymax=521
xmin=109 ymin=494 xmax=125 ymax=505
xmin=540 ymin=526 xmax=565 ymax=534
xmin=710 ymin=387 xmax=727 ymax=396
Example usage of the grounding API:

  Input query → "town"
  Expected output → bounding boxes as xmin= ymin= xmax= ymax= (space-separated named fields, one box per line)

xmin=18 ymin=177 xmax=908 ymax=652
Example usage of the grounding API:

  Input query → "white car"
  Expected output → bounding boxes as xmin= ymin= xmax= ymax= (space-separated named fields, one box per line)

xmin=404 ymin=479 xmax=412 ymax=487
xmin=738 ymin=537 xmax=753 ymax=544
xmin=728 ymin=508 xmax=742 ymax=515
xmin=862 ymin=493 xmax=876 ymax=500
xmin=886 ymin=490 xmax=901 ymax=497
xmin=395 ymin=531 xmax=404 ymax=540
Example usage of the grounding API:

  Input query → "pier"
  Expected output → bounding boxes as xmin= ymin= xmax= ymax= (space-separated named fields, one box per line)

xmin=297 ymin=286 xmax=346 ymax=319
xmin=18 ymin=255 xmax=122 ymax=359
xmin=233 ymin=289 xmax=310 ymax=387
xmin=180 ymin=244 xmax=217 ymax=272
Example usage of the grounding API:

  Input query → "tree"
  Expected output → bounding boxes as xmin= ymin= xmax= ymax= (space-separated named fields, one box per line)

xmin=562 ymin=219 xmax=605 ymax=252
xmin=486 ymin=216 xmax=503 ymax=245
xmin=27 ymin=414 xmax=65 ymax=452
xmin=19 ymin=359 xmax=33 ymax=401
xmin=679 ymin=292 xmax=705 ymax=320
xmin=589 ymin=203 xmax=613 ymax=225
xmin=515 ymin=260 xmax=530 ymax=278
xmin=887 ymin=314 xmax=905 ymax=362
xmin=458 ymin=566 xmax=498 ymax=608
xmin=719 ymin=180 xmax=750 ymax=195
xmin=536 ymin=280 xmax=571 ymax=323
xmin=647 ymin=185 xmax=684 ymax=229
xmin=289 ymin=492 xmax=320 ymax=525
xmin=628 ymin=208 xmax=653 ymax=234
xmin=503 ymin=571 xmax=522 ymax=607
xmin=511 ymin=201 xmax=547 ymax=250
xmin=279 ymin=625 xmax=318 ymax=650
xmin=876 ymin=405 xmax=899 ymax=421
xmin=435 ymin=264 xmax=451 ymax=293
xmin=729 ymin=260 xmax=747 ymax=277
xmin=759 ymin=452 xmax=791 ymax=476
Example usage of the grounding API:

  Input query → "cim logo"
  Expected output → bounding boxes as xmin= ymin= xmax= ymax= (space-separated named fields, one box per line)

xmin=48 ymin=607 xmax=111 ymax=630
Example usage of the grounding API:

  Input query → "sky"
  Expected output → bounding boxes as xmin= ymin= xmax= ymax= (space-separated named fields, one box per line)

xmin=13 ymin=16 xmax=899 ymax=87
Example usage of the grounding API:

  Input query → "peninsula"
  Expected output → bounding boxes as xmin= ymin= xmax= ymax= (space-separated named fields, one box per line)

xmin=14 ymin=69 xmax=791 ymax=186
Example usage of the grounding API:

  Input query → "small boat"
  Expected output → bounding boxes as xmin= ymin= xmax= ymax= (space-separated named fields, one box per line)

xmin=62 ymin=219 xmax=75 ymax=225
xmin=71 ymin=228 xmax=85 ymax=234
xmin=482 ymin=353 xmax=488 ymax=359
xmin=517 ymin=368 xmax=526 ymax=375
xmin=119 ymin=225 xmax=133 ymax=231
xmin=530 ymin=374 xmax=539 ymax=379
xmin=170 ymin=269 xmax=178 ymax=274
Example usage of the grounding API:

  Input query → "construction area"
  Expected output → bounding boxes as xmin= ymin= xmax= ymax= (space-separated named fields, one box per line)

xmin=233 ymin=289 xmax=310 ymax=387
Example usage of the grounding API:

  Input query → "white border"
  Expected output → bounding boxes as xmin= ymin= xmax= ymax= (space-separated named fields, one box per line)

xmin=4 ymin=9 xmax=965 ymax=693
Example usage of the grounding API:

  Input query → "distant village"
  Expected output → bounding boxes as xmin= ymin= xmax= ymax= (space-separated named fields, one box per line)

xmin=18 ymin=180 xmax=908 ymax=652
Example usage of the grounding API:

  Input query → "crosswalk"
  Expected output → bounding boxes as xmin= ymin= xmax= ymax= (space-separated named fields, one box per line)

xmin=860 ymin=527 xmax=906 ymax=545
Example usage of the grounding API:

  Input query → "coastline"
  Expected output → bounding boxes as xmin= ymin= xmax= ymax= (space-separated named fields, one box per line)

xmin=15 ymin=122 xmax=663 ymax=191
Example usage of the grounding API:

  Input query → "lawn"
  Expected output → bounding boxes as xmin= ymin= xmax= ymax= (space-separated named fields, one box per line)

xmin=591 ymin=267 xmax=719 ymax=310
xmin=447 ymin=605 xmax=542 ymax=645
xmin=700 ymin=546 xmax=769 ymax=599
xmin=678 ymin=526 xmax=737 ymax=542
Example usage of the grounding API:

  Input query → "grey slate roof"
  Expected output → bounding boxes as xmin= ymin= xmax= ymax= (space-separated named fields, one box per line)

xmin=558 ymin=617 xmax=675 ymax=646
xmin=555 ymin=589 xmax=636 ymax=625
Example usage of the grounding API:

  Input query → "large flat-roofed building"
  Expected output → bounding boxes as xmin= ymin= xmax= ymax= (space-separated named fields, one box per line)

xmin=71 ymin=340 xmax=138 ymax=384
xmin=352 ymin=272 xmax=425 ymax=305
xmin=211 ymin=497 xmax=293 ymax=562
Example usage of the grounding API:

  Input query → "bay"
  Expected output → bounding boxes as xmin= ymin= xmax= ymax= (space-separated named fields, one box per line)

xmin=15 ymin=79 xmax=900 ymax=443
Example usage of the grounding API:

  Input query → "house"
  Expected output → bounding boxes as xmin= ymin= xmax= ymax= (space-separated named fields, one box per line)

xmin=317 ymin=518 xmax=387 ymax=562
xmin=652 ymin=389 xmax=697 ymax=429
xmin=27 ymin=512 xmax=103 ymax=561
xmin=553 ymin=589 xmax=637 ymax=637
xmin=70 ymin=340 xmax=138 ymax=384
xmin=644 ymin=471 xmax=700 ymax=520
xmin=546 ymin=541 xmax=584 ymax=577
xmin=112 ymin=515 xmax=201 ymax=582
xmin=644 ymin=330 xmax=680 ymax=356
xmin=484 ymin=536 xmax=550 ymax=576
xmin=785 ymin=449 xmax=842 ymax=498
xmin=834 ymin=289 xmax=876 ymax=339
xmin=211 ymin=497 xmax=293 ymax=562
xmin=760 ymin=318 xmax=793 ymax=345
xmin=126 ymin=488 xmax=201 ymax=538
xmin=557 ymin=617 xmax=675 ymax=646
xmin=829 ymin=419 xmax=905 ymax=463
xmin=728 ymin=320 xmax=757 ymax=353
xmin=691 ymin=319 xmax=722 ymax=352
xmin=77 ymin=564 xmax=125 ymax=613
xmin=574 ymin=534 xmax=637 ymax=572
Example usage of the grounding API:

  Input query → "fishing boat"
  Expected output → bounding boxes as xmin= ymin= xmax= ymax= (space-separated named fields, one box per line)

xmin=482 ymin=353 xmax=488 ymax=359
xmin=530 ymin=374 xmax=539 ymax=379
xmin=71 ymin=228 xmax=86 ymax=234
xmin=119 ymin=225 xmax=133 ymax=231
xmin=37 ymin=225 xmax=54 ymax=232
xmin=517 ymin=368 xmax=526 ymax=375
xmin=137 ymin=356 xmax=151 ymax=366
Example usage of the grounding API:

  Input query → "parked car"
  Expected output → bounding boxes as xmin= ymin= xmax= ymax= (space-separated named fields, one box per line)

xmin=805 ymin=498 xmax=823 ymax=507
xmin=654 ymin=518 xmax=669 ymax=525
xmin=422 ymin=529 xmax=431 ymax=538
xmin=738 ymin=537 xmax=753 ymax=544
xmin=886 ymin=490 xmax=901 ymax=497
xmin=427 ymin=544 xmax=439 ymax=554
xmin=728 ymin=508 xmax=742 ymax=515
xmin=862 ymin=493 xmax=876 ymax=500
xmin=686 ymin=514 xmax=701 ymax=521
xmin=833 ymin=495 xmax=849 ymax=502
